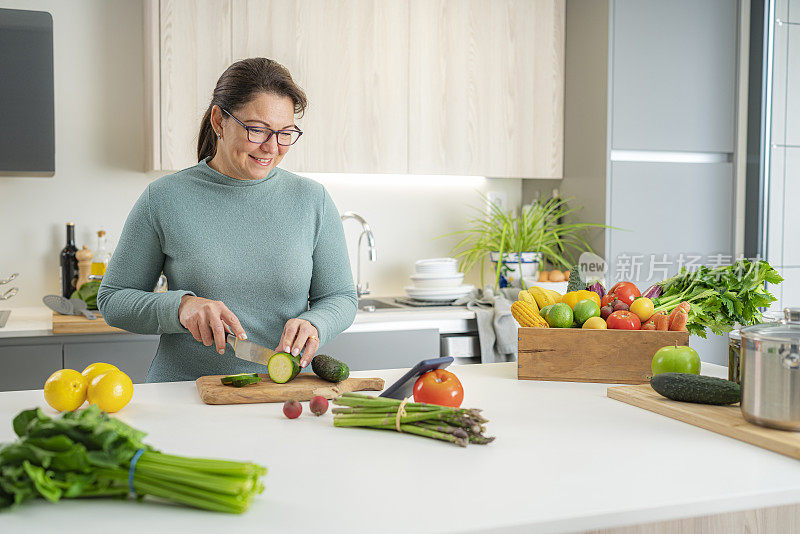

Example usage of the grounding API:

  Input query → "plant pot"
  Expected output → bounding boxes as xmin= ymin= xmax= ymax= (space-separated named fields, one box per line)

xmin=490 ymin=252 xmax=542 ymax=287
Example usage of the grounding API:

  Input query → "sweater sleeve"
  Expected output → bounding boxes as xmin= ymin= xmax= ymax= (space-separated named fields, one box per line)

xmin=297 ymin=187 xmax=358 ymax=344
xmin=97 ymin=185 xmax=194 ymax=335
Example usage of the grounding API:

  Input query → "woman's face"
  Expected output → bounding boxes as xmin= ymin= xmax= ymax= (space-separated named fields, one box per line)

xmin=209 ymin=92 xmax=297 ymax=181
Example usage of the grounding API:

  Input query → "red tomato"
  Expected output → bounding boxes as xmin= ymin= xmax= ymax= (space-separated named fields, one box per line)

xmin=413 ymin=369 xmax=464 ymax=407
xmin=610 ymin=282 xmax=641 ymax=306
xmin=606 ymin=310 xmax=642 ymax=330
xmin=601 ymin=293 xmax=617 ymax=308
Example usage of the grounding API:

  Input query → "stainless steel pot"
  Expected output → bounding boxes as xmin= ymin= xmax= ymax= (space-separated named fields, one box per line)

xmin=740 ymin=308 xmax=800 ymax=430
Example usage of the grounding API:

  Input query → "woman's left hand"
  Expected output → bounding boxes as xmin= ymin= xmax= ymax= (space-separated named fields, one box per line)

xmin=276 ymin=318 xmax=320 ymax=368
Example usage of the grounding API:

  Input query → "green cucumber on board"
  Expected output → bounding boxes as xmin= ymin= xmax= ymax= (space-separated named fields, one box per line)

xmin=267 ymin=352 xmax=301 ymax=384
xmin=650 ymin=373 xmax=741 ymax=405
xmin=311 ymin=354 xmax=350 ymax=383
xmin=220 ymin=373 xmax=261 ymax=387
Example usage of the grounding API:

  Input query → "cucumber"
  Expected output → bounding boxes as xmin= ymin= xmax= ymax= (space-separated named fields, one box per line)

xmin=311 ymin=354 xmax=349 ymax=383
xmin=220 ymin=373 xmax=261 ymax=387
xmin=267 ymin=352 xmax=301 ymax=384
xmin=650 ymin=373 xmax=741 ymax=405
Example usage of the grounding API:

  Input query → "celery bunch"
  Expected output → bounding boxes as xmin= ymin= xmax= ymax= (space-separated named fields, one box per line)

xmin=0 ymin=405 xmax=265 ymax=513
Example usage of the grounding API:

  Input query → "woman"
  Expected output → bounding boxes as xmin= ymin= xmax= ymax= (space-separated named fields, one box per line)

xmin=98 ymin=58 xmax=357 ymax=382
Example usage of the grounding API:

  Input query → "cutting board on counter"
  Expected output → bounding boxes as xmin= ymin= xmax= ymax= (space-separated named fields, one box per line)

xmin=51 ymin=311 xmax=126 ymax=334
xmin=608 ymin=384 xmax=800 ymax=460
xmin=196 ymin=374 xmax=385 ymax=405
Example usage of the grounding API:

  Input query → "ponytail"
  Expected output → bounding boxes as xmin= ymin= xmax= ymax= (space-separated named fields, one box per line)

xmin=197 ymin=106 xmax=217 ymax=162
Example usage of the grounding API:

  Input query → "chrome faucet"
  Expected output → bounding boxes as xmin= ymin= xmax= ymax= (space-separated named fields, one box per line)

xmin=340 ymin=211 xmax=377 ymax=299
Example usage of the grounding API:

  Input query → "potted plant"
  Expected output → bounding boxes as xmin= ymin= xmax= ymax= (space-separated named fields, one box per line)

xmin=445 ymin=194 xmax=607 ymax=289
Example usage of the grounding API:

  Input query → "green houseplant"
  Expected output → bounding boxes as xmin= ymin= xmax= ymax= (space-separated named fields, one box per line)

xmin=444 ymin=194 xmax=608 ymax=289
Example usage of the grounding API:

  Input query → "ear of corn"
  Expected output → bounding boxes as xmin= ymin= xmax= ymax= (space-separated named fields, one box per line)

xmin=544 ymin=288 xmax=563 ymax=301
xmin=527 ymin=286 xmax=558 ymax=309
xmin=517 ymin=290 xmax=539 ymax=312
xmin=511 ymin=301 xmax=549 ymax=328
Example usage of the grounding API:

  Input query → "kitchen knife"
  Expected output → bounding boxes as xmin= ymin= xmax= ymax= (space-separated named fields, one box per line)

xmin=226 ymin=334 xmax=278 ymax=366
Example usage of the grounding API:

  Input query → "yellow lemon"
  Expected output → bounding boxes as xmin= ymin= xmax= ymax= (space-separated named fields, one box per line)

xmin=87 ymin=370 xmax=133 ymax=413
xmin=582 ymin=316 xmax=608 ymax=329
xmin=43 ymin=369 xmax=88 ymax=412
xmin=81 ymin=362 xmax=119 ymax=385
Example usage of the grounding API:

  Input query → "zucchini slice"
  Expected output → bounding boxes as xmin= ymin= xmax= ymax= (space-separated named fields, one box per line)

xmin=220 ymin=373 xmax=261 ymax=387
xmin=267 ymin=352 xmax=301 ymax=384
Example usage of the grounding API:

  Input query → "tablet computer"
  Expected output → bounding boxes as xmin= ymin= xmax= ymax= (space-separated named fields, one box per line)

xmin=379 ymin=356 xmax=454 ymax=400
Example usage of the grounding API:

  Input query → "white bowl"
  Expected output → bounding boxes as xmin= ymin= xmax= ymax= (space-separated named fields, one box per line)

xmin=414 ymin=258 xmax=458 ymax=275
xmin=410 ymin=272 xmax=464 ymax=288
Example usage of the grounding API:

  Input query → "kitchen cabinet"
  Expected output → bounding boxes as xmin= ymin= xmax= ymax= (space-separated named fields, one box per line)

xmin=145 ymin=0 xmax=565 ymax=178
xmin=318 ymin=328 xmax=440 ymax=371
xmin=611 ymin=0 xmax=737 ymax=153
xmin=0 ymin=341 xmax=62 ymax=392
xmin=230 ymin=0 xmax=408 ymax=174
xmin=0 ymin=334 xmax=160 ymax=392
xmin=63 ymin=336 xmax=160 ymax=384
xmin=408 ymin=0 xmax=565 ymax=178
xmin=145 ymin=0 xmax=233 ymax=170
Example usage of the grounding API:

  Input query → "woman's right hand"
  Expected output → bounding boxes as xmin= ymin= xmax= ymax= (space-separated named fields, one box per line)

xmin=179 ymin=295 xmax=247 ymax=354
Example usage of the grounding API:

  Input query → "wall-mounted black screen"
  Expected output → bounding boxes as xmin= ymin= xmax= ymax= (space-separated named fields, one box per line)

xmin=0 ymin=8 xmax=54 ymax=176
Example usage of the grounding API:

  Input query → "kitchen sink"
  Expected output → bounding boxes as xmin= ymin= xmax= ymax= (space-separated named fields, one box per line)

xmin=357 ymin=298 xmax=405 ymax=311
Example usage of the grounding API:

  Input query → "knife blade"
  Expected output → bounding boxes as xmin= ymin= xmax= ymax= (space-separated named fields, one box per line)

xmin=226 ymin=334 xmax=278 ymax=366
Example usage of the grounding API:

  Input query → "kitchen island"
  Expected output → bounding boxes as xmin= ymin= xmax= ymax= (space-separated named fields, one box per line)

xmin=2 ymin=363 xmax=800 ymax=533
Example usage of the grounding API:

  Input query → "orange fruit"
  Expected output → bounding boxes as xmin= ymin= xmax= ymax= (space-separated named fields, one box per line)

xmin=87 ymin=370 xmax=133 ymax=413
xmin=81 ymin=362 xmax=119 ymax=385
xmin=44 ymin=369 xmax=88 ymax=412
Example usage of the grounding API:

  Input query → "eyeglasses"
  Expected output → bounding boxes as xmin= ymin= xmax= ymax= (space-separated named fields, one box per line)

xmin=221 ymin=108 xmax=303 ymax=146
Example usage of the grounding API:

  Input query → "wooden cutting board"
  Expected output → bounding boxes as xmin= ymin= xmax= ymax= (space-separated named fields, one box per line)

xmin=51 ymin=311 xmax=126 ymax=334
xmin=608 ymin=384 xmax=800 ymax=460
xmin=196 ymin=374 xmax=386 ymax=405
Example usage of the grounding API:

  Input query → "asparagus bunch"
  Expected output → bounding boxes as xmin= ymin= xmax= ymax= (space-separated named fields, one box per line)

xmin=332 ymin=393 xmax=494 ymax=447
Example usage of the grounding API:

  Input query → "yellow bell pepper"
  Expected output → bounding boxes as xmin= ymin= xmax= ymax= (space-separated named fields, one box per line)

xmin=560 ymin=290 xmax=601 ymax=309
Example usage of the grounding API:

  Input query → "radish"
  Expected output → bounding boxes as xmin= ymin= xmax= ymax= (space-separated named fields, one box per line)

xmin=283 ymin=399 xmax=302 ymax=419
xmin=309 ymin=396 xmax=329 ymax=416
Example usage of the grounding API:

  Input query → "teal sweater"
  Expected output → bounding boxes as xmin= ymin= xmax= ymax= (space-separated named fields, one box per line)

xmin=98 ymin=159 xmax=357 ymax=382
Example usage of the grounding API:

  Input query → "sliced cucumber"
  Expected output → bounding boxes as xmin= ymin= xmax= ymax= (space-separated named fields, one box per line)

xmin=267 ymin=352 xmax=301 ymax=384
xmin=220 ymin=373 xmax=261 ymax=387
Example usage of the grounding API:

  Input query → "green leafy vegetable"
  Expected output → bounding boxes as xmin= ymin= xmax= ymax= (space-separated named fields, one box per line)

xmin=70 ymin=280 xmax=101 ymax=310
xmin=652 ymin=259 xmax=783 ymax=338
xmin=0 ymin=405 xmax=266 ymax=513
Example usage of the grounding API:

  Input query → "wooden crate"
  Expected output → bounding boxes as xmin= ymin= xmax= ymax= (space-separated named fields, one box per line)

xmin=517 ymin=328 xmax=690 ymax=384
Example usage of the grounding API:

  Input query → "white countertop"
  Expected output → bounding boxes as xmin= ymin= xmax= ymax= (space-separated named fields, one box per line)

xmin=0 ymin=304 xmax=477 ymax=339
xmin=2 ymin=362 xmax=800 ymax=533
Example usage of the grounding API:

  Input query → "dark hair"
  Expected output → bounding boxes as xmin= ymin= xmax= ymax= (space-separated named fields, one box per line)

xmin=197 ymin=58 xmax=308 ymax=162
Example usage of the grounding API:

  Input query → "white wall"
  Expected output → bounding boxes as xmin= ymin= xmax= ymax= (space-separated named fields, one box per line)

xmin=0 ymin=0 xmax=521 ymax=308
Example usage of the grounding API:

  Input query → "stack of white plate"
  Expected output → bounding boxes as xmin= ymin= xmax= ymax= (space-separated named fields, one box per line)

xmin=404 ymin=258 xmax=473 ymax=302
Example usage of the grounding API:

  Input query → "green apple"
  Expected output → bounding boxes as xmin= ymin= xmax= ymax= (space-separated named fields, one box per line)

xmin=651 ymin=344 xmax=701 ymax=376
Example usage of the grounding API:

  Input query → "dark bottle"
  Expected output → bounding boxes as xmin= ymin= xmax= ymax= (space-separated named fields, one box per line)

xmin=60 ymin=223 xmax=78 ymax=297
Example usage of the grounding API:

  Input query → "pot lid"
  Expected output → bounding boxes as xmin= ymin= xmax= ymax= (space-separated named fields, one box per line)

xmin=740 ymin=308 xmax=800 ymax=343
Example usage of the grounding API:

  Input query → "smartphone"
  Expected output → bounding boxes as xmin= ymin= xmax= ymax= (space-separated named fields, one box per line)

xmin=379 ymin=356 xmax=454 ymax=400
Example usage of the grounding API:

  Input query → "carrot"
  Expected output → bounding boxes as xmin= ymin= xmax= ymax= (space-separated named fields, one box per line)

xmin=669 ymin=309 xmax=689 ymax=331
xmin=654 ymin=313 xmax=670 ymax=331
xmin=668 ymin=302 xmax=691 ymax=324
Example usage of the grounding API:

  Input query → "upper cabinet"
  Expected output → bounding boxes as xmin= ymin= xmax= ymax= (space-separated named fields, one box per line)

xmin=409 ymin=0 xmax=564 ymax=178
xmin=610 ymin=0 xmax=737 ymax=153
xmin=145 ymin=0 xmax=565 ymax=178
xmin=230 ymin=0 xmax=409 ymax=174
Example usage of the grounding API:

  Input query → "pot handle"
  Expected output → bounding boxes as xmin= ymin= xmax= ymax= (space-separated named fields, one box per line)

xmin=784 ymin=308 xmax=800 ymax=324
